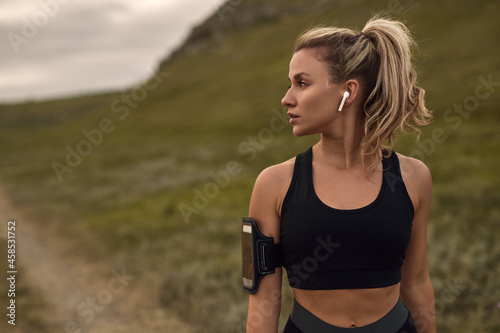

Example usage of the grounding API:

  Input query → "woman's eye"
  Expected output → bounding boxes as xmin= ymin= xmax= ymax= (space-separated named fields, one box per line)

xmin=286 ymin=81 xmax=307 ymax=90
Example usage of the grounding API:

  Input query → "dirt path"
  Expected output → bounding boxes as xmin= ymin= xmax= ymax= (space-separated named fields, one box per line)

xmin=0 ymin=185 xmax=192 ymax=333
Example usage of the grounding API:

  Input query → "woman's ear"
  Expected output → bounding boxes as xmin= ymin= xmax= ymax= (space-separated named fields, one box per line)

xmin=338 ymin=79 xmax=360 ymax=111
xmin=345 ymin=79 xmax=360 ymax=103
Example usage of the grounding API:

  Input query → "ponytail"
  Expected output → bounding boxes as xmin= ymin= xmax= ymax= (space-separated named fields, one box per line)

xmin=294 ymin=17 xmax=433 ymax=170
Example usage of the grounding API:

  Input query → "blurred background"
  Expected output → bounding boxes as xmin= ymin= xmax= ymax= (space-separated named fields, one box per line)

xmin=0 ymin=0 xmax=499 ymax=332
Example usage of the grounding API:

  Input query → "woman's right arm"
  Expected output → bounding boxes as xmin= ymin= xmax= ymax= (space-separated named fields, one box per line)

xmin=246 ymin=163 xmax=292 ymax=333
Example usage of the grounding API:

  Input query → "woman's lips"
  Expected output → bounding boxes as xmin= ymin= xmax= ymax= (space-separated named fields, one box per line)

xmin=287 ymin=111 xmax=299 ymax=124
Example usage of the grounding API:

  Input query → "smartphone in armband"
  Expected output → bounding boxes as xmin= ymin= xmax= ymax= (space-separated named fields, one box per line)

xmin=241 ymin=217 xmax=281 ymax=294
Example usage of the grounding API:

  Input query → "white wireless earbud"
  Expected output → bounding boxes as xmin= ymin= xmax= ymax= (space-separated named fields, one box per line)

xmin=338 ymin=91 xmax=350 ymax=112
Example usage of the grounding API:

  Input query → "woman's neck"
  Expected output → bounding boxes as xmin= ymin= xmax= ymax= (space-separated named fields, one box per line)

xmin=315 ymin=138 xmax=361 ymax=170
xmin=316 ymin=113 xmax=366 ymax=170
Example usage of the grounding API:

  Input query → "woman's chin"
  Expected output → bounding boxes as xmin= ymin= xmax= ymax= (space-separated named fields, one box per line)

xmin=292 ymin=122 xmax=322 ymax=136
xmin=292 ymin=127 xmax=311 ymax=137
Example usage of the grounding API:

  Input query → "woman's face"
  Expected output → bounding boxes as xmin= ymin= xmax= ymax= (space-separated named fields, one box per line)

xmin=282 ymin=48 xmax=343 ymax=137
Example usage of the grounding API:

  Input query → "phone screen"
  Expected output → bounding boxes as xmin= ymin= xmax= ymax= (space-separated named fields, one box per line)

xmin=242 ymin=224 xmax=254 ymax=289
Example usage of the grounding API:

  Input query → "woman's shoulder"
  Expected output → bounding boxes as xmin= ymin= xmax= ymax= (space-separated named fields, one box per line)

xmin=395 ymin=152 xmax=431 ymax=181
xmin=395 ymin=152 xmax=432 ymax=210
xmin=249 ymin=157 xmax=297 ymax=237
xmin=254 ymin=157 xmax=296 ymax=192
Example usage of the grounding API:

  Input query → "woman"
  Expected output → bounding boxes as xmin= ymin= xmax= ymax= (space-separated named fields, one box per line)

xmin=245 ymin=17 xmax=435 ymax=333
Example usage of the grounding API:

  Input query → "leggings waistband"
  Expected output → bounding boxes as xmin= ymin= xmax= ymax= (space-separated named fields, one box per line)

xmin=290 ymin=298 xmax=408 ymax=333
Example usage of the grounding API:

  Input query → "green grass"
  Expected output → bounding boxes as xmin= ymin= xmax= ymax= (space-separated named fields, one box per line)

xmin=0 ymin=0 xmax=499 ymax=331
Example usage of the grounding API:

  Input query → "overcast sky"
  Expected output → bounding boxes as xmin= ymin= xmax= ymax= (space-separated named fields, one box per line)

xmin=0 ymin=0 xmax=227 ymax=103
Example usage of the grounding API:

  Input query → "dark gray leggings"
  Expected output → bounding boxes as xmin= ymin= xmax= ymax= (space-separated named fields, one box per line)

xmin=283 ymin=298 xmax=417 ymax=333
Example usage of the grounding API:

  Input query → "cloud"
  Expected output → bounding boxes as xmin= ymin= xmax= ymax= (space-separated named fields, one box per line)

xmin=0 ymin=0 xmax=226 ymax=103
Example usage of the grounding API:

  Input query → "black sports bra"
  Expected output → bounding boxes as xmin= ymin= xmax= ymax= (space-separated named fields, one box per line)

xmin=280 ymin=147 xmax=414 ymax=290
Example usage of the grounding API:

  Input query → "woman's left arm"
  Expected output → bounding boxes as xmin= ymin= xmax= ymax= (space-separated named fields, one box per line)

xmin=399 ymin=155 xmax=436 ymax=333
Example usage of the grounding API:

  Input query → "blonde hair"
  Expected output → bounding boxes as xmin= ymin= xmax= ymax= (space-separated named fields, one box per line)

xmin=294 ymin=17 xmax=433 ymax=170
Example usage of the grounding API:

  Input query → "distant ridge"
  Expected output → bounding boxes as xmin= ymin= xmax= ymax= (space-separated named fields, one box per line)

xmin=158 ymin=0 xmax=335 ymax=69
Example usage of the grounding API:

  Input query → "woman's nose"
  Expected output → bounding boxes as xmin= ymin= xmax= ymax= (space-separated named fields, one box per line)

xmin=281 ymin=88 xmax=296 ymax=107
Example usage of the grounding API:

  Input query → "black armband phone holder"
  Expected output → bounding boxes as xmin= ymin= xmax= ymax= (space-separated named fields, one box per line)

xmin=241 ymin=217 xmax=281 ymax=294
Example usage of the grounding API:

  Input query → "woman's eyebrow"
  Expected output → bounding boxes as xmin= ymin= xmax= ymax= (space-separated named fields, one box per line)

xmin=288 ymin=72 xmax=312 ymax=81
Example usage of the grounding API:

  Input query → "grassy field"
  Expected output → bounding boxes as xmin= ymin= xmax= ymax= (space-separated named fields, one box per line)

xmin=0 ymin=0 xmax=499 ymax=332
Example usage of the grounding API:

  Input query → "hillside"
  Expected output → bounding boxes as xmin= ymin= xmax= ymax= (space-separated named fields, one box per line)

xmin=1 ymin=0 xmax=500 ymax=332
